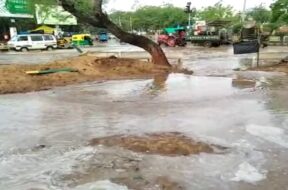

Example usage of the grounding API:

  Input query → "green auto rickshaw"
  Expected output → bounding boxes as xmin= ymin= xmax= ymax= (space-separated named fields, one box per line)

xmin=72 ymin=34 xmax=93 ymax=46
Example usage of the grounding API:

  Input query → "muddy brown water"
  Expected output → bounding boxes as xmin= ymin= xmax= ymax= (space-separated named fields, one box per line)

xmin=1 ymin=46 xmax=288 ymax=190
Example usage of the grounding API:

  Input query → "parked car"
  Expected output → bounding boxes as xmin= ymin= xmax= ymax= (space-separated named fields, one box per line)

xmin=7 ymin=34 xmax=57 ymax=52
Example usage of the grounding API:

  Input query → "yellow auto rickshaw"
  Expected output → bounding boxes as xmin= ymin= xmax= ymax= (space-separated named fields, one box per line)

xmin=57 ymin=32 xmax=73 ymax=49
xmin=72 ymin=34 xmax=93 ymax=46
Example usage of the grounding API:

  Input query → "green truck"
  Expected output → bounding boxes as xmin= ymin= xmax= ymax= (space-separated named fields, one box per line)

xmin=187 ymin=20 xmax=231 ymax=47
xmin=188 ymin=35 xmax=223 ymax=47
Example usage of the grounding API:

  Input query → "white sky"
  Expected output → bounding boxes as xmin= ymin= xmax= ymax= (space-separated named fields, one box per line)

xmin=106 ymin=0 xmax=273 ymax=12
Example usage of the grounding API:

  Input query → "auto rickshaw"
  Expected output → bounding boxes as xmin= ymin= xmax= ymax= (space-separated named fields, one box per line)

xmin=72 ymin=34 xmax=93 ymax=46
xmin=98 ymin=32 xmax=108 ymax=42
xmin=57 ymin=32 xmax=73 ymax=49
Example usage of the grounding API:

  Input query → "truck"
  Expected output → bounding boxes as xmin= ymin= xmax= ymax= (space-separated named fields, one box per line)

xmin=187 ymin=20 xmax=231 ymax=47
xmin=157 ymin=26 xmax=187 ymax=47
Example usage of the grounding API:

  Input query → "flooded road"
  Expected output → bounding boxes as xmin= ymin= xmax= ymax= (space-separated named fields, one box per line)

xmin=0 ymin=46 xmax=288 ymax=190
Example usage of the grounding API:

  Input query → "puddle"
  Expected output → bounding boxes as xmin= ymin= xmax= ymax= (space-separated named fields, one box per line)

xmin=0 ymin=71 xmax=288 ymax=190
xmin=90 ymin=132 xmax=226 ymax=156
xmin=232 ymin=79 xmax=256 ymax=89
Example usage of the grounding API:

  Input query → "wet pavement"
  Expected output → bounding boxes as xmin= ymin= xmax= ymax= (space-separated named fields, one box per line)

xmin=0 ymin=45 xmax=288 ymax=190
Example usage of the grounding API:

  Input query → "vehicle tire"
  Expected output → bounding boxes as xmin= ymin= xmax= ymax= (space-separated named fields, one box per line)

xmin=20 ymin=47 xmax=29 ymax=52
xmin=47 ymin=46 xmax=54 ymax=51
xmin=213 ymin=42 xmax=221 ymax=47
xmin=203 ymin=41 xmax=212 ymax=48
xmin=179 ymin=41 xmax=187 ymax=47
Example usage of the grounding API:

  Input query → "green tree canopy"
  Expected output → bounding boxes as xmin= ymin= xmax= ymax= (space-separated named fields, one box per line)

xmin=109 ymin=5 xmax=188 ymax=31
xmin=270 ymin=0 xmax=288 ymax=24
xmin=196 ymin=1 xmax=234 ymax=21
xmin=246 ymin=4 xmax=271 ymax=24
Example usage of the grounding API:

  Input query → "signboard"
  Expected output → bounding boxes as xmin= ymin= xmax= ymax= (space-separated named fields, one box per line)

xmin=35 ymin=4 xmax=77 ymax=25
xmin=0 ymin=0 xmax=32 ymax=18
xmin=6 ymin=0 xmax=31 ymax=14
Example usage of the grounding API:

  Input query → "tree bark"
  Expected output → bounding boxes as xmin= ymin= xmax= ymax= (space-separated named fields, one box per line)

xmin=60 ymin=0 xmax=171 ymax=67
xmin=99 ymin=14 xmax=170 ymax=66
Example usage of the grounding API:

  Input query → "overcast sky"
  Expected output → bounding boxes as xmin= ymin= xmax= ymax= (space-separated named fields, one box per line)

xmin=106 ymin=0 xmax=274 ymax=12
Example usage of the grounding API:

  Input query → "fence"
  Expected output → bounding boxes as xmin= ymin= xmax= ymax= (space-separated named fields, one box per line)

xmin=268 ymin=36 xmax=288 ymax=46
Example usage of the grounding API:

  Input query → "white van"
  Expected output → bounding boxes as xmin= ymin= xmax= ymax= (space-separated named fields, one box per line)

xmin=7 ymin=34 xmax=57 ymax=52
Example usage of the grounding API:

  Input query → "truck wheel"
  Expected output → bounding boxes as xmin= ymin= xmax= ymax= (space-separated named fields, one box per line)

xmin=203 ymin=41 xmax=212 ymax=47
xmin=20 ymin=47 xmax=29 ymax=52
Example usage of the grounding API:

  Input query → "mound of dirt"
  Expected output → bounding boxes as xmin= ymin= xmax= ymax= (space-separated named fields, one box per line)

xmin=0 ymin=55 xmax=174 ymax=94
xmin=90 ymin=132 xmax=226 ymax=156
xmin=249 ymin=62 xmax=288 ymax=73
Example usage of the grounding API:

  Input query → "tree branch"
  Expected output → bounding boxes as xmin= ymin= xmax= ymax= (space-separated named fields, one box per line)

xmin=59 ymin=0 xmax=104 ymax=27
xmin=94 ymin=0 xmax=103 ymax=13
xmin=58 ymin=0 xmax=170 ymax=66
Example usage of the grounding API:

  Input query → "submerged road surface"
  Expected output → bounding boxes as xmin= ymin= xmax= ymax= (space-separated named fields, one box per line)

xmin=0 ymin=46 xmax=288 ymax=190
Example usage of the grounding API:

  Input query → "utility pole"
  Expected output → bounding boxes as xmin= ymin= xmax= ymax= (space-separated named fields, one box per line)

xmin=185 ymin=2 xmax=192 ymax=29
xmin=188 ymin=12 xmax=191 ymax=29
xmin=242 ymin=0 xmax=247 ymax=22
xmin=130 ymin=16 xmax=133 ymax=32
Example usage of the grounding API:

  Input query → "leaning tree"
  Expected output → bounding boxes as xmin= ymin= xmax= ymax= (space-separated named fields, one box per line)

xmin=57 ymin=0 xmax=170 ymax=67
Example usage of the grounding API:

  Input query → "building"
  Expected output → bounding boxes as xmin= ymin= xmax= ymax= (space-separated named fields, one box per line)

xmin=0 ymin=0 xmax=77 ymax=41
xmin=0 ymin=0 xmax=33 ymax=40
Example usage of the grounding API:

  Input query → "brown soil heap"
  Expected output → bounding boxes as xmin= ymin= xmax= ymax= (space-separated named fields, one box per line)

xmin=250 ymin=62 xmax=288 ymax=73
xmin=0 ymin=55 xmax=172 ymax=94
xmin=90 ymin=132 xmax=224 ymax=156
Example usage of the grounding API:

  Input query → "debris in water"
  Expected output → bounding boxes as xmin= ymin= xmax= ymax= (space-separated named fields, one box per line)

xmin=232 ymin=79 xmax=256 ymax=89
xmin=155 ymin=176 xmax=184 ymax=190
xmin=90 ymin=132 xmax=226 ymax=156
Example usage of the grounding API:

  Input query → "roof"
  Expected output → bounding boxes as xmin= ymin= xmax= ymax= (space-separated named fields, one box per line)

xmin=164 ymin=26 xmax=185 ymax=34
xmin=0 ymin=0 xmax=33 ymax=18
xmin=32 ymin=25 xmax=55 ymax=34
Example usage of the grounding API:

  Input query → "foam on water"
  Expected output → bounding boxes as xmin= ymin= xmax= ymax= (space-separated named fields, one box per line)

xmin=73 ymin=180 xmax=129 ymax=190
xmin=231 ymin=162 xmax=267 ymax=184
xmin=246 ymin=124 xmax=288 ymax=148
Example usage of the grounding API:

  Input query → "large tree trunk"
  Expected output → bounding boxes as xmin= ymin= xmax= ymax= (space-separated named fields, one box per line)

xmin=60 ymin=0 xmax=171 ymax=67
xmin=99 ymin=14 xmax=170 ymax=66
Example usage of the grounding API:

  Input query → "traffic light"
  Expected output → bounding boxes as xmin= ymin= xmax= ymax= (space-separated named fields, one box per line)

xmin=185 ymin=2 xmax=191 ymax=13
